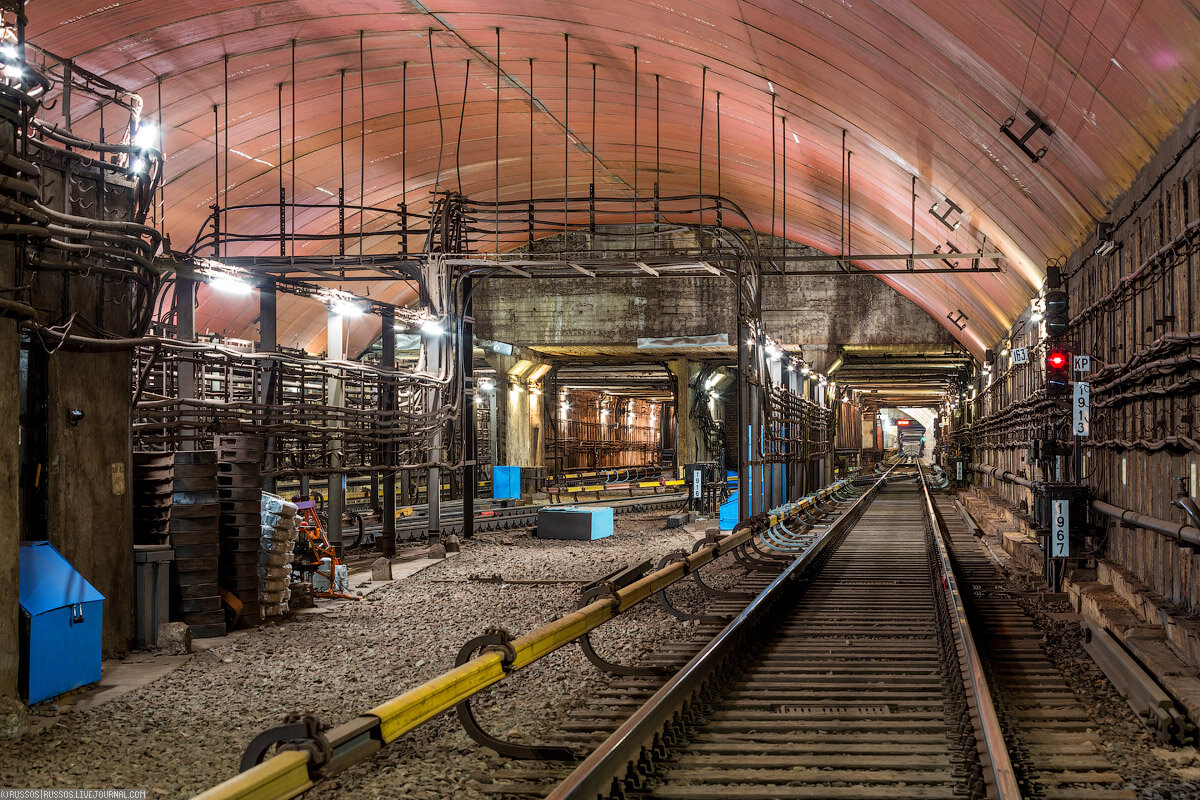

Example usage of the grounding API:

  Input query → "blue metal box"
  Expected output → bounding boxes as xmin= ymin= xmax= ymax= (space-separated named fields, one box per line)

xmin=536 ymin=506 xmax=614 ymax=540
xmin=720 ymin=491 xmax=739 ymax=531
xmin=493 ymin=465 xmax=521 ymax=500
xmin=18 ymin=541 xmax=104 ymax=704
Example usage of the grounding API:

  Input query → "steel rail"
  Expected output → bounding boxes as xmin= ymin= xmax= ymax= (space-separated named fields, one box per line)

xmin=191 ymin=480 xmax=855 ymax=800
xmin=541 ymin=467 xmax=890 ymax=800
xmin=920 ymin=463 xmax=1023 ymax=800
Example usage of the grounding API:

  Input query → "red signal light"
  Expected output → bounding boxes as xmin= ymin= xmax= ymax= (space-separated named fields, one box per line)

xmin=896 ymin=419 xmax=911 ymax=426
xmin=1047 ymin=351 xmax=1068 ymax=369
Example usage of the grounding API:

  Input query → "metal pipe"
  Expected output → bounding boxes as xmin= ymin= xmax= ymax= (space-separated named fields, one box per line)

xmin=970 ymin=461 xmax=1033 ymax=488
xmin=1092 ymin=500 xmax=1200 ymax=547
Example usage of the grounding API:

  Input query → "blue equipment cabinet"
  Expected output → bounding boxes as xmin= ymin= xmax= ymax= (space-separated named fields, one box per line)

xmin=493 ymin=465 xmax=521 ymax=500
xmin=536 ymin=506 xmax=614 ymax=540
xmin=18 ymin=541 xmax=105 ymax=704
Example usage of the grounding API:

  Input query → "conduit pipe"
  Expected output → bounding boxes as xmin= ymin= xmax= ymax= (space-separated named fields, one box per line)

xmin=971 ymin=462 xmax=1200 ymax=546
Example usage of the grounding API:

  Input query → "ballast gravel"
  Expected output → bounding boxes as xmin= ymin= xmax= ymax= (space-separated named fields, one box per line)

xmin=0 ymin=507 xmax=739 ymax=799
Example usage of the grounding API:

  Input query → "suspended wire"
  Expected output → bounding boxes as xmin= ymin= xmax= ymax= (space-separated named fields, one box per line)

xmin=359 ymin=30 xmax=366 ymax=255
xmin=455 ymin=58 xmax=470 ymax=195
xmin=430 ymin=29 xmax=445 ymax=195
xmin=290 ymin=39 xmax=296 ymax=257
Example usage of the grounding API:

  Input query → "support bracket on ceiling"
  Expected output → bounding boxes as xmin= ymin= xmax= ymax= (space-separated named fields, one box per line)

xmin=1001 ymin=109 xmax=1054 ymax=163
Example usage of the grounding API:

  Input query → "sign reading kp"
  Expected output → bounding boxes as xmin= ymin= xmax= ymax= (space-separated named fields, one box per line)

xmin=1051 ymin=499 xmax=1070 ymax=557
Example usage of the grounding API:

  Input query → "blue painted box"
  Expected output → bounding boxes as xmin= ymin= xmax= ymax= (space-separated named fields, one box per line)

xmin=720 ymin=491 xmax=739 ymax=531
xmin=18 ymin=541 xmax=104 ymax=705
xmin=536 ymin=506 xmax=614 ymax=540
xmin=493 ymin=465 xmax=521 ymax=500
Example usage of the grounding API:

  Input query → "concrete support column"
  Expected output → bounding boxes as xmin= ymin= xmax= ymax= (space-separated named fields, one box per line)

xmin=669 ymin=358 xmax=699 ymax=476
xmin=484 ymin=351 xmax=550 ymax=474
xmin=379 ymin=308 xmax=397 ymax=557
xmin=326 ymin=309 xmax=346 ymax=557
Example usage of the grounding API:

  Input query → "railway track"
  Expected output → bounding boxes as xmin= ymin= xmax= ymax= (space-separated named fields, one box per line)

xmin=483 ymin=467 xmax=1133 ymax=800
xmin=339 ymin=491 xmax=690 ymax=545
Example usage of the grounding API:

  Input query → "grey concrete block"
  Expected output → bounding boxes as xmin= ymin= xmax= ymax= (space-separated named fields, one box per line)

xmin=666 ymin=513 xmax=688 ymax=528
xmin=0 ymin=696 xmax=26 ymax=739
xmin=156 ymin=622 xmax=191 ymax=656
xmin=371 ymin=557 xmax=393 ymax=581
xmin=289 ymin=582 xmax=315 ymax=609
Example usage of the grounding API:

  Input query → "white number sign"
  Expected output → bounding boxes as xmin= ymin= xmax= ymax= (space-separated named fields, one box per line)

xmin=1073 ymin=381 xmax=1090 ymax=437
xmin=692 ymin=469 xmax=702 ymax=498
xmin=1051 ymin=499 xmax=1070 ymax=557
xmin=1010 ymin=347 xmax=1029 ymax=365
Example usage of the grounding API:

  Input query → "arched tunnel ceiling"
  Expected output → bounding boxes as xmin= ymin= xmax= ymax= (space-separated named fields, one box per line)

xmin=28 ymin=0 xmax=1200 ymax=357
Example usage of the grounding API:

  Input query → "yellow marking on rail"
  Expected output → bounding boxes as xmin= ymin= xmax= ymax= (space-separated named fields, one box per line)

xmin=192 ymin=750 xmax=312 ymax=800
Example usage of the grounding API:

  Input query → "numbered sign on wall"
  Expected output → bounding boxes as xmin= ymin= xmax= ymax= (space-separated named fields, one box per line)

xmin=692 ymin=469 xmax=702 ymax=498
xmin=1051 ymin=499 xmax=1070 ymax=557
xmin=1073 ymin=381 xmax=1090 ymax=437
xmin=1010 ymin=347 xmax=1029 ymax=365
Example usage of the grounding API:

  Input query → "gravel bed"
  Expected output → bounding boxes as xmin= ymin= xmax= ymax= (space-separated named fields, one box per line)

xmin=0 ymin=508 xmax=746 ymax=799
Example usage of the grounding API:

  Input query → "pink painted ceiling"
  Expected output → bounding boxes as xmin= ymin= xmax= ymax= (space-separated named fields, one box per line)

xmin=27 ymin=0 xmax=1200 ymax=357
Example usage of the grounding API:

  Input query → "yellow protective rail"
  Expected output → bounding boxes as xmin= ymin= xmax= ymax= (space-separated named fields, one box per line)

xmin=193 ymin=480 xmax=855 ymax=800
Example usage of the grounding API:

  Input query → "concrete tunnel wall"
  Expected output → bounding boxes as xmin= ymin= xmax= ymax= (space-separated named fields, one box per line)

xmin=474 ymin=273 xmax=958 ymax=370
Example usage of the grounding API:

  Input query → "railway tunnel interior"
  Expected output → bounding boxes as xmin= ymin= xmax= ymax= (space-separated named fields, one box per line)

xmin=2 ymin=0 xmax=1200 ymax=797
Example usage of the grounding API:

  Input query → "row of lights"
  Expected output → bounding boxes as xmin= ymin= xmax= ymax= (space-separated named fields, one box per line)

xmin=197 ymin=259 xmax=448 ymax=335
xmin=751 ymin=336 xmax=818 ymax=379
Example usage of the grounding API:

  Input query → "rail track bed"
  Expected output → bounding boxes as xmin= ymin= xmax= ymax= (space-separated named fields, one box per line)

xmin=484 ymin=475 xmax=1136 ymax=800
xmin=935 ymin=496 xmax=1133 ymax=800
xmin=627 ymin=483 xmax=966 ymax=800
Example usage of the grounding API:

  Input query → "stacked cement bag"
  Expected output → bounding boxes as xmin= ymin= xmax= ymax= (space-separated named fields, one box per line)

xmin=259 ymin=492 xmax=299 ymax=618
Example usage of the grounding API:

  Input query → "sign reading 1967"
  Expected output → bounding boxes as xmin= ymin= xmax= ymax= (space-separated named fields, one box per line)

xmin=1052 ymin=499 xmax=1070 ymax=558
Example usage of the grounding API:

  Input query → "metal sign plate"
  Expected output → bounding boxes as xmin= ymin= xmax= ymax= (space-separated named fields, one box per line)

xmin=1073 ymin=355 xmax=1092 ymax=372
xmin=1010 ymin=347 xmax=1029 ymax=365
xmin=1052 ymin=499 xmax=1070 ymax=557
xmin=1073 ymin=381 xmax=1090 ymax=437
